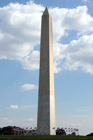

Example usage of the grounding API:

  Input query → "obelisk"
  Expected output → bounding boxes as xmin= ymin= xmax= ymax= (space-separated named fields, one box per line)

xmin=37 ymin=7 xmax=55 ymax=135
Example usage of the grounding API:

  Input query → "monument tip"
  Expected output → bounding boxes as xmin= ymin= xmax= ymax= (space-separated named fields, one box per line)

xmin=43 ymin=7 xmax=50 ymax=15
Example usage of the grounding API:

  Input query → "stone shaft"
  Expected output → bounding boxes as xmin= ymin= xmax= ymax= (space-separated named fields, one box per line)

xmin=37 ymin=7 xmax=55 ymax=135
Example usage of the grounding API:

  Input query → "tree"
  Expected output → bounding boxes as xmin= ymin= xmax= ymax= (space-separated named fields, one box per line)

xmin=71 ymin=132 xmax=76 ymax=136
xmin=56 ymin=129 xmax=66 ymax=135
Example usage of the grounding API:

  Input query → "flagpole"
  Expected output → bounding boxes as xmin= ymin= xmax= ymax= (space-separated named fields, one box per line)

xmin=78 ymin=129 xmax=79 ymax=136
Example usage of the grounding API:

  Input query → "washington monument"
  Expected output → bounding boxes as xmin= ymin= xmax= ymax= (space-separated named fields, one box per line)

xmin=37 ymin=7 xmax=55 ymax=135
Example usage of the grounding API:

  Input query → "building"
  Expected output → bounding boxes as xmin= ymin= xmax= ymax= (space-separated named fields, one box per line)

xmin=1 ymin=126 xmax=23 ymax=135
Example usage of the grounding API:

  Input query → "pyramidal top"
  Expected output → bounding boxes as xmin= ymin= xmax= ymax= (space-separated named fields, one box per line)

xmin=43 ymin=7 xmax=50 ymax=15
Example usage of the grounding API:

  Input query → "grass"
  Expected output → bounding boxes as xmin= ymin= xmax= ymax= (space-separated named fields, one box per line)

xmin=0 ymin=135 xmax=93 ymax=139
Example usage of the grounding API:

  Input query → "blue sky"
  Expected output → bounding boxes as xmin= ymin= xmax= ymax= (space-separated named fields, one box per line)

xmin=0 ymin=0 xmax=93 ymax=135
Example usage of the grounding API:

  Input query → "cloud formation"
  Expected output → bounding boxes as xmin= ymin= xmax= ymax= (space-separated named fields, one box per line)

xmin=54 ymin=34 xmax=93 ymax=74
xmin=0 ymin=1 xmax=43 ymax=68
xmin=21 ymin=50 xmax=40 ymax=71
xmin=0 ymin=117 xmax=13 ymax=126
xmin=51 ymin=6 xmax=93 ymax=39
xmin=82 ymin=0 xmax=88 ymax=2
xmin=20 ymin=84 xmax=38 ymax=92
xmin=26 ymin=118 xmax=35 ymax=122
xmin=8 ymin=105 xmax=18 ymax=109
xmin=0 ymin=1 xmax=93 ymax=74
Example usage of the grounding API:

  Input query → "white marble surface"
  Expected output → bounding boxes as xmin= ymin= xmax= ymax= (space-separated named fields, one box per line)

xmin=37 ymin=7 xmax=55 ymax=135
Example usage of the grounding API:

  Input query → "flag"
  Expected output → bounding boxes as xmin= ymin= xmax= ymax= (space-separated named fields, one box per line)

xmin=71 ymin=128 xmax=73 ymax=132
xmin=68 ymin=128 xmax=70 ymax=132
xmin=74 ymin=128 xmax=76 ymax=131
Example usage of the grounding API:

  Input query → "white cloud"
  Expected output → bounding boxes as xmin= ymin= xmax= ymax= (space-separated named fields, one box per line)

xmin=20 ymin=84 xmax=38 ymax=92
xmin=21 ymin=50 xmax=40 ymax=71
xmin=82 ymin=0 xmax=88 ymax=3
xmin=26 ymin=118 xmax=35 ymax=122
xmin=51 ymin=6 xmax=93 ymax=40
xmin=8 ymin=105 xmax=36 ymax=110
xmin=53 ymin=34 xmax=93 ymax=74
xmin=82 ymin=0 xmax=93 ymax=5
xmin=0 ymin=117 xmax=13 ymax=125
xmin=0 ymin=1 xmax=43 ymax=61
xmin=0 ymin=1 xmax=93 ymax=74
xmin=0 ymin=117 xmax=8 ymax=121
xmin=62 ymin=34 xmax=93 ymax=74
xmin=8 ymin=105 xmax=18 ymax=109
